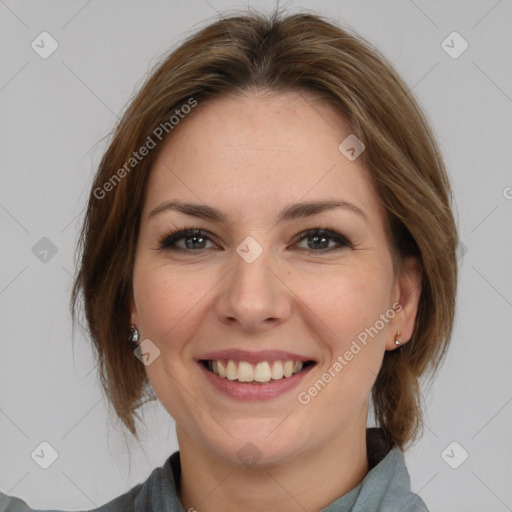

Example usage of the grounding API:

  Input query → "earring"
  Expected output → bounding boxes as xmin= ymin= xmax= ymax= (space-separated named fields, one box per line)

xmin=130 ymin=325 xmax=140 ymax=344
xmin=394 ymin=331 xmax=401 ymax=346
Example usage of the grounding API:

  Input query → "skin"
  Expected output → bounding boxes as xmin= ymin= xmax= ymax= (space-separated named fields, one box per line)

xmin=130 ymin=89 xmax=421 ymax=512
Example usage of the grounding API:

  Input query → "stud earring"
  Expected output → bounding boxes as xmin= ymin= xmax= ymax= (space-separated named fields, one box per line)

xmin=130 ymin=325 xmax=140 ymax=344
xmin=394 ymin=331 xmax=401 ymax=346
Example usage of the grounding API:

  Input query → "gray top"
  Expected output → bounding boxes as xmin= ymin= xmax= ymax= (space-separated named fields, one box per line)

xmin=0 ymin=428 xmax=429 ymax=511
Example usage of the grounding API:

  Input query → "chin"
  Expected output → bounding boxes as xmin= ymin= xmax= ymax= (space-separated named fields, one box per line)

xmin=200 ymin=419 xmax=312 ymax=469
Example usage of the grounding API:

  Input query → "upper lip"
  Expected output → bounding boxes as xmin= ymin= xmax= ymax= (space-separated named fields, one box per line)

xmin=195 ymin=349 xmax=316 ymax=364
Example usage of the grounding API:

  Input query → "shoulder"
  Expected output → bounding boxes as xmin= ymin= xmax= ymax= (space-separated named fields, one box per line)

xmin=0 ymin=494 xmax=32 ymax=512
xmin=87 ymin=451 xmax=182 ymax=511
xmin=376 ymin=447 xmax=431 ymax=512
xmin=359 ymin=429 xmax=431 ymax=512
xmin=0 ymin=451 xmax=178 ymax=512
xmin=85 ymin=483 xmax=142 ymax=511
xmin=0 ymin=485 xmax=140 ymax=512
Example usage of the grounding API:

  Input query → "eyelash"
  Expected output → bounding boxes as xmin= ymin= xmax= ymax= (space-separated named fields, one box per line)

xmin=156 ymin=224 xmax=353 ymax=255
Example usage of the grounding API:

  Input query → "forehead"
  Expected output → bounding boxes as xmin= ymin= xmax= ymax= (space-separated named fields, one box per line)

xmin=142 ymin=90 xmax=384 ymax=229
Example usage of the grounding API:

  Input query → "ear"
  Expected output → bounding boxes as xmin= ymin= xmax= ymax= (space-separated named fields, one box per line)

xmin=386 ymin=256 xmax=422 ymax=351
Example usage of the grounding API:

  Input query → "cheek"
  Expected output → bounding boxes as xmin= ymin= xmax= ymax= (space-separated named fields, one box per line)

xmin=134 ymin=261 xmax=207 ymax=344
xmin=295 ymin=262 xmax=390 ymax=386
xmin=132 ymin=262 xmax=208 ymax=422
xmin=291 ymin=264 xmax=392 ymax=426
xmin=295 ymin=261 xmax=391 ymax=343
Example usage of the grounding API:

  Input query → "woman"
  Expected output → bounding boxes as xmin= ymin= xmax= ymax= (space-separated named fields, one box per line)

xmin=0 ymin=8 xmax=458 ymax=512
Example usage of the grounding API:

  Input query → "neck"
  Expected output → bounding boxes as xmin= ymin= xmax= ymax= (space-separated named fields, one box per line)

xmin=176 ymin=420 xmax=369 ymax=512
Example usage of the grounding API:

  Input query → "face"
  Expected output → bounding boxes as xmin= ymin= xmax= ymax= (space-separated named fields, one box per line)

xmin=130 ymin=89 xmax=420 ymax=466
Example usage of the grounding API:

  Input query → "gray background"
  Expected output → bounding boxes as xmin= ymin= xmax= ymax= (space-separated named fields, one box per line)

xmin=1 ymin=1 xmax=511 ymax=511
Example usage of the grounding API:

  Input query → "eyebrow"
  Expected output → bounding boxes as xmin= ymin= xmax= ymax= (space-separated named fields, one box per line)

xmin=147 ymin=199 xmax=368 ymax=224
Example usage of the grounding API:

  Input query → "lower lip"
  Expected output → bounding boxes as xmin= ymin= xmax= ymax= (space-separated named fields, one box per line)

xmin=197 ymin=361 xmax=316 ymax=401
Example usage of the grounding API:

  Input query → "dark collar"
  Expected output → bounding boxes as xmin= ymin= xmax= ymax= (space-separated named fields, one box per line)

xmin=366 ymin=427 xmax=395 ymax=470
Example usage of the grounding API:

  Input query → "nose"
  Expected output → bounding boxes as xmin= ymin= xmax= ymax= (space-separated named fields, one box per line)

xmin=213 ymin=239 xmax=292 ymax=332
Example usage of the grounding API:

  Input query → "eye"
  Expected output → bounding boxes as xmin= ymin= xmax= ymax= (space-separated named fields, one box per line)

xmin=156 ymin=225 xmax=352 ymax=254
xmin=158 ymin=226 xmax=218 ymax=252
xmin=293 ymin=227 xmax=352 ymax=254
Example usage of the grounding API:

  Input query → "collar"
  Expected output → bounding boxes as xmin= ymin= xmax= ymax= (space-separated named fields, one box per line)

xmin=131 ymin=428 xmax=429 ymax=512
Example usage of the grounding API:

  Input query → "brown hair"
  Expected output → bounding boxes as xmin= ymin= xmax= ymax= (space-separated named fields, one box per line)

xmin=71 ymin=9 xmax=458 ymax=450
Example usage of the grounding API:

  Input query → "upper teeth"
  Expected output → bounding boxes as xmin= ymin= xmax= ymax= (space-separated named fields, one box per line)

xmin=207 ymin=360 xmax=304 ymax=382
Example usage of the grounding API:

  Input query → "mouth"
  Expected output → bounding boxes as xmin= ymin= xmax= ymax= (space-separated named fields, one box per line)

xmin=198 ymin=359 xmax=317 ymax=384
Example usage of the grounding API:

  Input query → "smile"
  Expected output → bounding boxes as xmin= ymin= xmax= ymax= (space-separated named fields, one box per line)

xmin=197 ymin=358 xmax=317 ymax=401
xmin=201 ymin=359 xmax=316 ymax=384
